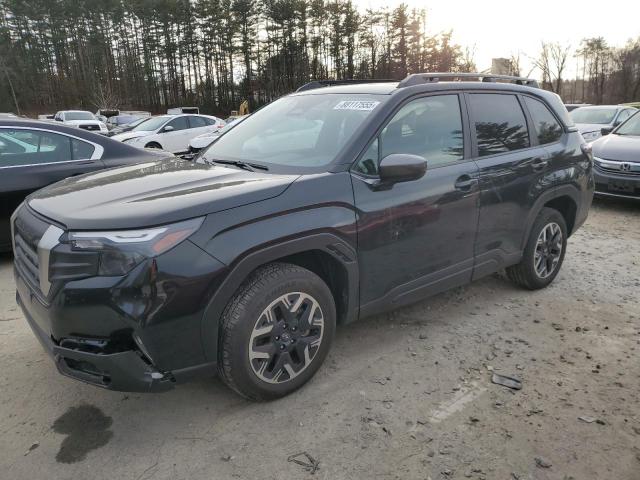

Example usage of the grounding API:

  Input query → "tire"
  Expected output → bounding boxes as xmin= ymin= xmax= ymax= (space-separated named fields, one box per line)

xmin=218 ymin=262 xmax=336 ymax=400
xmin=145 ymin=142 xmax=162 ymax=149
xmin=506 ymin=207 xmax=568 ymax=290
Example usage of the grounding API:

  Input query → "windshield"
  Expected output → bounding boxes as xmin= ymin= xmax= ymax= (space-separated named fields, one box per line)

xmin=65 ymin=111 xmax=95 ymax=121
xmin=201 ymin=94 xmax=385 ymax=168
xmin=570 ymin=107 xmax=618 ymax=125
xmin=615 ymin=111 xmax=640 ymax=135
xmin=132 ymin=116 xmax=170 ymax=131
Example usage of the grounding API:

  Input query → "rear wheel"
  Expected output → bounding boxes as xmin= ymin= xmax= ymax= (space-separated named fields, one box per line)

xmin=506 ymin=207 xmax=567 ymax=290
xmin=218 ymin=263 xmax=336 ymax=400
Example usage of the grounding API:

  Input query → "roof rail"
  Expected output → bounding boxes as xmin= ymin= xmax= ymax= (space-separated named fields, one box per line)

xmin=397 ymin=72 xmax=539 ymax=89
xmin=296 ymin=79 xmax=396 ymax=92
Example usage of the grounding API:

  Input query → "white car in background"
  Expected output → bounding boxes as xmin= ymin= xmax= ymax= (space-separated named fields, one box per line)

xmin=189 ymin=115 xmax=248 ymax=153
xmin=54 ymin=110 xmax=108 ymax=134
xmin=112 ymin=114 xmax=224 ymax=154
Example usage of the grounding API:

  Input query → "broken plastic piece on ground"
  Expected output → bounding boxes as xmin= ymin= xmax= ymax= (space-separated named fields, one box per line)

xmin=491 ymin=373 xmax=522 ymax=390
xmin=288 ymin=451 xmax=320 ymax=474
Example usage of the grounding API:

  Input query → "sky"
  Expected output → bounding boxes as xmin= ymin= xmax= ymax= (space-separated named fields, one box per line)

xmin=355 ymin=0 xmax=640 ymax=77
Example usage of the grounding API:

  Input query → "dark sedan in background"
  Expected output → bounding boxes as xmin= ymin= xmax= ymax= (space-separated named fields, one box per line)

xmin=0 ymin=119 xmax=173 ymax=250
xmin=592 ymin=110 xmax=640 ymax=199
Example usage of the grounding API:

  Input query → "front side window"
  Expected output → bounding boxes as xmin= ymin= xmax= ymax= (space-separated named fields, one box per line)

xmin=0 ymin=129 xmax=74 ymax=166
xmin=201 ymin=94 xmax=385 ymax=169
xmin=523 ymin=97 xmax=563 ymax=145
xmin=166 ymin=116 xmax=188 ymax=131
xmin=470 ymin=94 xmax=530 ymax=157
xmin=353 ymin=95 xmax=464 ymax=175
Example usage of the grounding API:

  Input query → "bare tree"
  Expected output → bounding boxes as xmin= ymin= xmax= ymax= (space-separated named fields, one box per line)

xmin=532 ymin=41 xmax=571 ymax=93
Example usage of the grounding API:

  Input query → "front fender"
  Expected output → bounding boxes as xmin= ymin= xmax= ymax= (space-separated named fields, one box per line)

xmin=190 ymin=172 xmax=359 ymax=364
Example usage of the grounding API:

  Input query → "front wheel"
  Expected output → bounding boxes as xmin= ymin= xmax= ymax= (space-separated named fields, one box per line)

xmin=218 ymin=263 xmax=336 ymax=400
xmin=145 ymin=142 xmax=162 ymax=149
xmin=506 ymin=207 xmax=568 ymax=290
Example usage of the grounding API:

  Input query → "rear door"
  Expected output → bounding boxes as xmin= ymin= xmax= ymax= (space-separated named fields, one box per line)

xmin=351 ymin=93 xmax=480 ymax=313
xmin=468 ymin=92 xmax=551 ymax=279
xmin=0 ymin=127 xmax=104 ymax=248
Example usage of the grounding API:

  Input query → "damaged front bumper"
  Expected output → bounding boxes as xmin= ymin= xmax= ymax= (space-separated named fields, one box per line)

xmin=17 ymin=292 xmax=174 ymax=393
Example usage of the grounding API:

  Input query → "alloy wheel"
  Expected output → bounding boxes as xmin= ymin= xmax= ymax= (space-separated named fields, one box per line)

xmin=248 ymin=292 xmax=324 ymax=384
xmin=534 ymin=222 xmax=563 ymax=279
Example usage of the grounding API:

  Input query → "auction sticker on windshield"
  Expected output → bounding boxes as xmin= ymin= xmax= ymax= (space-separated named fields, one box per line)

xmin=333 ymin=100 xmax=380 ymax=111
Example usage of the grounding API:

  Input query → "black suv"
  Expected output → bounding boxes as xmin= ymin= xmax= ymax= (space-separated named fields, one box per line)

xmin=12 ymin=73 xmax=594 ymax=400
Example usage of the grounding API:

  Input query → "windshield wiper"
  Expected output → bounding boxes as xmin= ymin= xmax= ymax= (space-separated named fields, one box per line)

xmin=208 ymin=159 xmax=269 ymax=171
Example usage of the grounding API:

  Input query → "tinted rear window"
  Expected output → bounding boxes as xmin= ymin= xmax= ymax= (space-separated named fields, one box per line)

xmin=523 ymin=97 xmax=563 ymax=144
xmin=469 ymin=94 xmax=530 ymax=157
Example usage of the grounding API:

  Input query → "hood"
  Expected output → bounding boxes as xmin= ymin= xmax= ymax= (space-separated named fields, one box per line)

xmin=112 ymin=130 xmax=151 ymax=142
xmin=592 ymin=134 xmax=640 ymax=163
xmin=64 ymin=119 xmax=102 ymax=127
xmin=27 ymin=158 xmax=298 ymax=230
xmin=575 ymin=123 xmax=607 ymax=134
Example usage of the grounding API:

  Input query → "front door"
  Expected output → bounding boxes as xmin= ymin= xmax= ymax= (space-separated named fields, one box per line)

xmin=351 ymin=94 xmax=480 ymax=315
xmin=161 ymin=116 xmax=190 ymax=153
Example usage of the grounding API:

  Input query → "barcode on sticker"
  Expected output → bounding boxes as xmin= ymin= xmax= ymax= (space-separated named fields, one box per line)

xmin=333 ymin=100 xmax=380 ymax=111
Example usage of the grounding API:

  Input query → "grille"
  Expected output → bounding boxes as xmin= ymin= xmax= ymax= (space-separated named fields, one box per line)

xmin=14 ymin=229 xmax=41 ymax=293
xmin=79 ymin=124 xmax=100 ymax=131
xmin=13 ymin=207 xmax=101 ymax=299
xmin=595 ymin=160 xmax=640 ymax=176
xmin=13 ymin=209 xmax=48 ymax=296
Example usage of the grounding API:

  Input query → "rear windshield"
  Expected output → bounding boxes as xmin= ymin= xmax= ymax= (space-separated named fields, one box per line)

xmin=201 ymin=94 xmax=386 ymax=168
xmin=65 ymin=112 xmax=95 ymax=121
xmin=570 ymin=107 xmax=618 ymax=125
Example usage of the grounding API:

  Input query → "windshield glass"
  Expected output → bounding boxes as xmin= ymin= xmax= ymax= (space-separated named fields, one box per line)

xmin=615 ymin=111 xmax=640 ymax=135
xmin=201 ymin=94 xmax=385 ymax=168
xmin=132 ymin=116 xmax=170 ymax=131
xmin=570 ymin=107 xmax=618 ymax=124
xmin=65 ymin=111 xmax=95 ymax=121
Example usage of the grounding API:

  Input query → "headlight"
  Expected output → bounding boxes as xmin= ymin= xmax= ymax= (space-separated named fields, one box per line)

xmin=67 ymin=217 xmax=204 ymax=276
xmin=581 ymin=131 xmax=600 ymax=141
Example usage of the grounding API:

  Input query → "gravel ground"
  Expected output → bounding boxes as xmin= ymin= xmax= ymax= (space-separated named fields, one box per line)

xmin=1 ymin=197 xmax=639 ymax=480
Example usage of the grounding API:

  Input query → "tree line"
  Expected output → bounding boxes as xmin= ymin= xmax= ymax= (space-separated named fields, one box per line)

xmin=511 ymin=37 xmax=640 ymax=105
xmin=0 ymin=0 xmax=474 ymax=116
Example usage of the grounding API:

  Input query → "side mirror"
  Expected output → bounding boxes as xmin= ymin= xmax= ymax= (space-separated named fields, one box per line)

xmin=55 ymin=117 xmax=63 ymax=122
xmin=163 ymin=125 xmax=174 ymax=133
xmin=601 ymin=126 xmax=613 ymax=136
xmin=379 ymin=154 xmax=427 ymax=184
xmin=180 ymin=153 xmax=196 ymax=161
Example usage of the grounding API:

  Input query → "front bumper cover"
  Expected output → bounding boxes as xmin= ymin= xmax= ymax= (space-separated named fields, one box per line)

xmin=18 ymin=292 xmax=174 ymax=393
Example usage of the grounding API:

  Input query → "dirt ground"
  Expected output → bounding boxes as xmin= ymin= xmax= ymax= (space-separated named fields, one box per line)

xmin=1 ymin=197 xmax=639 ymax=480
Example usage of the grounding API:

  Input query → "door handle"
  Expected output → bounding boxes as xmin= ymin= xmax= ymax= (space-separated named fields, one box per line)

xmin=532 ymin=158 xmax=549 ymax=171
xmin=454 ymin=175 xmax=478 ymax=191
